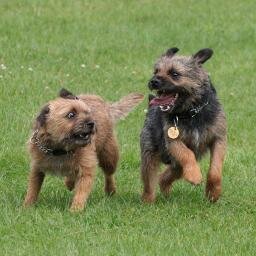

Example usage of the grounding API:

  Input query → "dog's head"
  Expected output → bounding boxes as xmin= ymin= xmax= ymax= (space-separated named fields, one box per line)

xmin=34 ymin=88 xmax=96 ymax=151
xmin=148 ymin=48 xmax=213 ymax=112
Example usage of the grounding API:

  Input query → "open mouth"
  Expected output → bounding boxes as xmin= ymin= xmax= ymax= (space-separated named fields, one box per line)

xmin=73 ymin=132 xmax=91 ymax=141
xmin=149 ymin=90 xmax=178 ymax=110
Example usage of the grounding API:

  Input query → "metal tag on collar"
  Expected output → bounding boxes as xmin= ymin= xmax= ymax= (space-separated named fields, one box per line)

xmin=30 ymin=130 xmax=53 ymax=155
xmin=160 ymin=105 xmax=170 ymax=112
xmin=167 ymin=116 xmax=179 ymax=139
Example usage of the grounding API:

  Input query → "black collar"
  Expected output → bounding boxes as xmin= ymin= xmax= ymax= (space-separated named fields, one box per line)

xmin=30 ymin=130 xmax=74 ymax=156
xmin=46 ymin=148 xmax=74 ymax=156
xmin=170 ymin=101 xmax=209 ymax=120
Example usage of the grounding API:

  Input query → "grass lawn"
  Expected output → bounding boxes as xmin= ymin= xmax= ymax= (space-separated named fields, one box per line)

xmin=0 ymin=0 xmax=256 ymax=255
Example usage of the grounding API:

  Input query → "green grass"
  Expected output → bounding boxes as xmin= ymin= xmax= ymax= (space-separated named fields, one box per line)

xmin=0 ymin=0 xmax=256 ymax=255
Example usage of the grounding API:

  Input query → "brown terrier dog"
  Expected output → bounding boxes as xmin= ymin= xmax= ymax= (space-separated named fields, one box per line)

xmin=140 ymin=48 xmax=227 ymax=203
xmin=24 ymin=88 xmax=143 ymax=212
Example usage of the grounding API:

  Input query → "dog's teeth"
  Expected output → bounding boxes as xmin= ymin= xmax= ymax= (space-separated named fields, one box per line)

xmin=85 ymin=134 xmax=89 ymax=139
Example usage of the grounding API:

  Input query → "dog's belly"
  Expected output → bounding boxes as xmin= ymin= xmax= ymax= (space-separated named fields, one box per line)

xmin=160 ymin=152 xmax=173 ymax=165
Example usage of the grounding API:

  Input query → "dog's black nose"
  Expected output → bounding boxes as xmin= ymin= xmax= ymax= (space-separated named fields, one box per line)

xmin=148 ymin=77 xmax=161 ymax=89
xmin=86 ymin=121 xmax=95 ymax=130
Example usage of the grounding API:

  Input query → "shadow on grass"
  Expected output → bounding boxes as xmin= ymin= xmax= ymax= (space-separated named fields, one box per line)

xmin=19 ymin=180 xmax=223 ymax=215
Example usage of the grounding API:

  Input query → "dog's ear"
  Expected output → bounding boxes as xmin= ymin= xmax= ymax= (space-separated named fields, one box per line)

xmin=193 ymin=48 xmax=213 ymax=64
xmin=59 ymin=88 xmax=78 ymax=100
xmin=36 ymin=104 xmax=50 ymax=127
xmin=165 ymin=47 xmax=179 ymax=57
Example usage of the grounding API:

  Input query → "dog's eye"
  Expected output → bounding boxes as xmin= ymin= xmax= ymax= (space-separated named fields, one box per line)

xmin=66 ymin=112 xmax=76 ymax=119
xmin=168 ymin=69 xmax=180 ymax=79
xmin=154 ymin=68 xmax=159 ymax=74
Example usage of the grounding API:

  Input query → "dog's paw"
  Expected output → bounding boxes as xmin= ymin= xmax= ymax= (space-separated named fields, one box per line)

xmin=104 ymin=178 xmax=116 ymax=196
xmin=142 ymin=192 xmax=155 ymax=203
xmin=23 ymin=201 xmax=33 ymax=208
xmin=206 ymin=176 xmax=221 ymax=202
xmin=183 ymin=164 xmax=203 ymax=185
xmin=105 ymin=186 xmax=116 ymax=196
xmin=23 ymin=196 xmax=37 ymax=208
xmin=69 ymin=202 xmax=85 ymax=213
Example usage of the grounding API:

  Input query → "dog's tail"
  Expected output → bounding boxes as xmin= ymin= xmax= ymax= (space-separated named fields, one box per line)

xmin=110 ymin=93 xmax=144 ymax=123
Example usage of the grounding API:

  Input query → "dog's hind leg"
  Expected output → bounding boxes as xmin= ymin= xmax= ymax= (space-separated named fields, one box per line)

xmin=159 ymin=165 xmax=182 ymax=197
xmin=64 ymin=176 xmax=75 ymax=191
xmin=206 ymin=140 xmax=226 ymax=202
xmin=98 ymin=134 xmax=119 ymax=195
xmin=141 ymin=151 xmax=160 ymax=203
xmin=23 ymin=167 xmax=45 ymax=207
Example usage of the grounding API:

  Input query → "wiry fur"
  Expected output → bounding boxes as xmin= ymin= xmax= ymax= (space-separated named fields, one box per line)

xmin=24 ymin=89 xmax=143 ymax=212
xmin=140 ymin=48 xmax=227 ymax=203
xmin=110 ymin=93 xmax=146 ymax=123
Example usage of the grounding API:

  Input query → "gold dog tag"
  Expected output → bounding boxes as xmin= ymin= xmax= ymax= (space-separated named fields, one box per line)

xmin=168 ymin=126 xmax=179 ymax=139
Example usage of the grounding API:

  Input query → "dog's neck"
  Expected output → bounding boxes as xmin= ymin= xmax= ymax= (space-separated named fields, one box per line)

xmin=172 ymin=100 xmax=209 ymax=120
xmin=30 ymin=130 xmax=74 ymax=156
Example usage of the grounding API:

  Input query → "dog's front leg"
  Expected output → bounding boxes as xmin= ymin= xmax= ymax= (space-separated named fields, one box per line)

xmin=70 ymin=164 xmax=96 ymax=212
xmin=206 ymin=139 xmax=226 ymax=202
xmin=23 ymin=166 xmax=45 ymax=207
xmin=168 ymin=140 xmax=202 ymax=185
xmin=141 ymin=151 xmax=160 ymax=203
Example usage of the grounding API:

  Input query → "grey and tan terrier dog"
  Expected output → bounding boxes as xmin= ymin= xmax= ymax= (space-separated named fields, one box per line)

xmin=140 ymin=48 xmax=227 ymax=203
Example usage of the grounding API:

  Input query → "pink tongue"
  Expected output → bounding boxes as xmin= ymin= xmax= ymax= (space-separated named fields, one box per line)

xmin=149 ymin=95 xmax=175 ymax=107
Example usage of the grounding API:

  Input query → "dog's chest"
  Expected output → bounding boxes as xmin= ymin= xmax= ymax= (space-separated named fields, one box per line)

xmin=164 ymin=121 xmax=211 ymax=158
xmin=178 ymin=125 xmax=211 ymax=157
xmin=180 ymin=128 xmax=201 ymax=148
xmin=39 ymin=156 xmax=78 ymax=176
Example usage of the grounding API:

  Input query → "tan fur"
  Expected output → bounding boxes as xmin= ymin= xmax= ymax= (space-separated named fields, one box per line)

xmin=167 ymin=140 xmax=203 ymax=185
xmin=109 ymin=93 xmax=146 ymax=123
xmin=24 ymin=92 xmax=143 ymax=212
xmin=206 ymin=140 xmax=226 ymax=202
